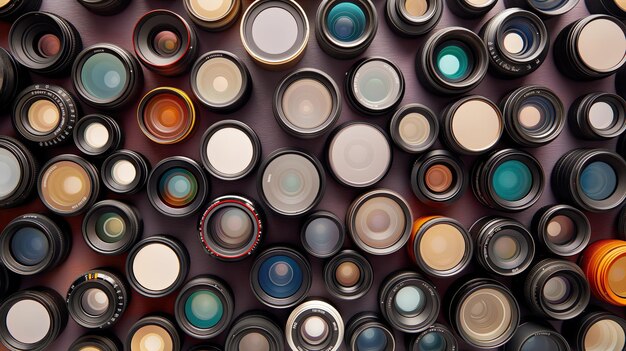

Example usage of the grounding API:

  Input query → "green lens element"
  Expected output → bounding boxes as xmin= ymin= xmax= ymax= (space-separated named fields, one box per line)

xmin=436 ymin=45 xmax=469 ymax=80
xmin=95 ymin=212 xmax=126 ymax=243
xmin=492 ymin=160 xmax=533 ymax=201
xmin=80 ymin=53 xmax=128 ymax=101
xmin=184 ymin=290 xmax=224 ymax=329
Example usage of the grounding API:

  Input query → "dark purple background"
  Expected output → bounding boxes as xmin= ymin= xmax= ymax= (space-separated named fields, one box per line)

xmin=0 ymin=0 xmax=624 ymax=350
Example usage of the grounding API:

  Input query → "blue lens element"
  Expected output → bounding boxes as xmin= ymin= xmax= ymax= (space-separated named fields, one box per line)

xmin=529 ymin=0 xmax=567 ymax=10
xmin=184 ymin=290 xmax=224 ymax=329
xmin=80 ymin=52 xmax=128 ymax=101
xmin=520 ymin=335 xmax=559 ymax=351
xmin=304 ymin=218 xmax=341 ymax=256
xmin=418 ymin=332 xmax=447 ymax=351
xmin=492 ymin=160 xmax=533 ymax=202
xmin=258 ymin=255 xmax=303 ymax=298
xmin=356 ymin=327 xmax=388 ymax=351
xmin=580 ymin=161 xmax=617 ymax=201
xmin=327 ymin=2 xmax=366 ymax=42
xmin=10 ymin=227 xmax=49 ymax=266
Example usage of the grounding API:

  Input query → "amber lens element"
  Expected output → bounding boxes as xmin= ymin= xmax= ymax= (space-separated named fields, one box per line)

xmin=138 ymin=87 xmax=196 ymax=144
xmin=580 ymin=239 xmax=626 ymax=306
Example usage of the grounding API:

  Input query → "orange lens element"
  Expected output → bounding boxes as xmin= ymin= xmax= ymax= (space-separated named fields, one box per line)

xmin=138 ymin=87 xmax=196 ymax=144
xmin=580 ymin=239 xmax=626 ymax=306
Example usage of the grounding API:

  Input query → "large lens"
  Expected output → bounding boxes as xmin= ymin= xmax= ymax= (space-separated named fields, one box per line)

xmin=580 ymin=239 xmax=626 ymax=306
xmin=385 ymin=0 xmax=443 ymax=36
xmin=0 ymin=48 xmax=28 ymax=110
xmin=83 ymin=200 xmax=142 ymax=255
xmin=9 ymin=11 xmax=81 ymax=75
xmin=347 ymin=189 xmax=413 ymax=255
xmin=199 ymin=195 xmax=263 ymax=260
xmin=184 ymin=0 xmax=241 ymax=31
xmin=286 ymin=300 xmax=344 ymax=351
xmin=66 ymin=269 xmax=128 ymax=329
xmin=324 ymin=250 xmax=372 ymax=300
xmin=409 ymin=323 xmax=458 ymax=351
xmin=258 ymin=149 xmax=324 ymax=216
xmin=69 ymin=334 xmax=121 ymax=351
xmin=0 ymin=0 xmax=41 ymax=21
xmin=101 ymin=149 xmax=150 ymax=195
xmin=524 ymin=0 xmax=579 ymax=15
xmin=225 ymin=313 xmax=284 ymax=351
xmin=411 ymin=150 xmax=467 ymax=207
xmin=138 ymin=87 xmax=196 ymax=144
xmin=441 ymin=96 xmax=503 ymax=154
xmin=345 ymin=57 xmax=405 ymax=116
xmin=73 ymin=43 xmax=143 ymax=109
xmin=301 ymin=211 xmax=345 ymax=258
xmin=506 ymin=322 xmax=569 ymax=351
xmin=533 ymin=204 xmax=590 ymax=256
xmin=133 ymin=10 xmax=197 ymax=76
xmin=570 ymin=92 xmax=626 ymax=140
xmin=126 ymin=315 xmax=181 ymax=351
xmin=250 ymin=247 xmax=311 ymax=308
xmin=126 ymin=235 xmax=189 ymax=298
xmin=190 ymin=51 xmax=252 ymax=112
xmin=345 ymin=313 xmax=395 ymax=351
xmin=73 ymin=114 xmax=122 ymax=157
xmin=0 ymin=136 xmax=37 ymax=208
xmin=564 ymin=311 xmax=626 ymax=351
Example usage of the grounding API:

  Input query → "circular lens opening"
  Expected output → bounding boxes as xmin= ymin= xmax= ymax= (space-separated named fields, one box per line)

xmin=520 ymin=335 xmax=560 ymax=351
xmin=460 ymin=288 xmax=514 ymax=345
xmin=546 ymin=215 xmax=576 ymax=246
xmin=152 ymin=30 xmax=181 ymax=57
xmin=184 ymin=290 xmax=224 ymax=329
xmin=335 ymin=261 xmax=360 ymax=287
xmin=157 ymin=167 xmax=198 ymax=208
xmin=419 ymin=223 xmax=466 ymax=272
xmin=435 ymin=41 xmax=472 ymax=81
xmin=418 ymin=331 xmax=447 ymax=351
xmin=282 ymin=78 xmax=333 ymax=130
xmin=36 ymin=34 xmax=61 ymax=58
xmin=209 ymin=207 xmax=253 ymax=249
xmin=356 ymin=327 xmax=388 ymax=351
xmin=239 ymin=332 xmax=271 ymax=351
xmin=80 ymin=288 xmax=110 ymax=316
xmin=542 ymin=276 xmax=571 ymax=305
xmin=327 ymin=2 xmax=366 ymax=42
xmin=258 ymin=255 xmax=303 ymax=298
xmin=491 ymin=160 xmax=533 ymax=202
xmin=589 ymin=101 xmax=617 ymax=131
xmin=27 ymin=100 xmax=60 ymax=135
xmin=95 ymin=212 xmax=126 ymax=243
xmin=10 ymin=227 xmax=49 ymax=266
xmin=80 ymin=53 xmax=128 ymax=101
xmin=354 ymin=196 xmax=407 ymax=250
xmin=585 ymin=319 xmax=626 ymax=351
xmin=425 ymin=164 xmax=453 ymax=193
xmin=394 ymin=285 xmax=425 ymax=316
xmin=301 ymin=316 xmax=329 ymax=346
xmin=580 ymin=161 xmax=617 ymax=201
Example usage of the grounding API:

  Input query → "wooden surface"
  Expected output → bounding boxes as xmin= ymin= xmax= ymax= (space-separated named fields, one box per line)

xmin=0 ymin=0 xmax=623 ymax=350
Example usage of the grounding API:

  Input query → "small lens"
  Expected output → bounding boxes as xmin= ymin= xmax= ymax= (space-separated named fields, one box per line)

xmin=570 ymin=93 xmax=626 ymax=140
xmin=286 ymin=300 xmax=344 ymax=351
xmin=83 ymin=200 xmax=142 ymax=255
xmin=126 ymin=315 xmax=181 ymax=351
xmin=102 ymin=150 xmax=150 ymax=195
xmin=184 ymin=0 xmax=241 ymax=31
xmin=389 ymin=104 xmax=439 ymax=153
xmin=411 ymin=150 xmax=467 ymax=207
xmin=138 ymin=87 xmax=196 ymax=144
xmin=301 ymin=211 xmax=344 ymax=258
xmin=73 ymin=114 xmax=122 ymax=157
xmin=317 ymin=0 xmax=377 ymax=59
xmin=0 ymin=136 xmax=37 ymax=208
xmin=534 ymin=204 xmax=591 ymax=256
xmin=346 ymin=313 xmax=394 ymax=351
xmin=0 ymin=0 xmax=41 ymax=21
xmin=409 ymin=324 xmax=458 ymax=351
xmin=225 ymin=314 xmax=284 ymax=351
xmin=385 ymin=0 xmax=443 ymax=36
xmin=324 ymin=250 xmax=373 ymax=300
xmin=345 ymin=57 xmax=405 ymax=116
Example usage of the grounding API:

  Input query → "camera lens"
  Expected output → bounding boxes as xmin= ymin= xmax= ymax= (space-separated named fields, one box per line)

xmin=286 ymin=300 xmax=344 ymax=351
xmin=258 ymin=149 xmax=325 ymax=216
xmin=481 ymin=9 xmax=548 ymax=78
xmin=446 ymin=0 xmax=497 ymax=18
xmin=411 ymin=150 xmax=467 ymax=207
xmin=505 ymin=322 xmax=570 ymax=351
xmin=190 ymin=51 xmax=252 ymax=113
xmin=385 ymin=0 xmax=443 ymax=36
xmin=564 ymin=310 xmax=626 ymax=351
xmin=553 ymin=149 xmax=626 ymax=212
xmin=448 ymin=278 xmax=520 ymax=348
xmin=199 ymin=195 xmax=263 ymax=261
xmin=327 ymin=123 xmax=392 ymax=188
xmin=274 ymin=68 xmax=341 ymax=138
xmin=580 ymin=239 xmax=626 ymax=306
xmin=77 ymin=0 xmax=129 ymax=15
xmin=69 ymin=334 xmax=121 ymax=351
xmin=324 ymin=250 xmax=373 ymax=300
xmin=66 ymin=269 xmax=128 ymax=329
xmin=0 ymin=0 xmax=41 ymax=21
xmin=126 ymin=235 xmax=189 ymax=298
xmin=0 ymin=48 xmax=28 ymax=110
xmin=417 ymin=27 xmax=489 ymax=95
xmin=533 ymin=204 xmax=590 ymax=257
xmin=133 ymin=10 xmax=198 ymax=76
xmin=379 ymin=270 xmax=440 ymax=333
xmin=175 ymin=275 xmax=234 ymax=339
xmin=0 ymin=136 xmax=37 ymax=208
xmin=389 ymin=104 xmax=438 ymax=154
xmin=442 ymin=95 xmax=503 ymax=154
xmin=345 ymin=57 xmax=405 ymax=116
xmin=473 ymin=148 xmax=544 ymax=212
xmin=554 ymin=15 xmax=626 ymax=80
xmin=408 ymin=323 xmax=458 ymax=351
xmin=345 ymin=313 xmax=395 ymax=351
xmin=240 ymin=0 xmax=309 ymax=70
xmin=137 ymin=87 xmax=196 ymax=144
xmin=0 ymin=289 xmax=67 ymax=351
xmin=301 ymin=211 xmax=344 ymax=258
xmin=570 ymin=92 xmax=626 ymax=140
xmin=38 ymin=154 xmax=100 ymax=216
xmin=470 ymin=216 xmax=535 ymax=276
xmin=409 ymin=216 xmax=472 ymax=277
xmin=0 ymin=213 xmax=69 ymax=276
xmin=524 ymin=259 xmax=590 ymax=320
xmin=73 ymin=114 xmax=122 ymax=157
xmin=250 ymin=246 xmax=311 ymax=308
xmin=347 ymin=189 xmax=412 ymax=255
xmin=519 ymin=0 xmax=579 ymax=16
xmin=73 ymin=43 xmax=143 ymax=109
xmin=13 ymin=84 xmax=79 ymax=147
xmin=9 ymin=11 xmax=81 ymax=76
xmin=225 ymin=313 xmax=284 ymax=351
xmin=147 ymin=156 xmax=209 ymax=217
xmin=586 ymin=0 xmax=626 ymax=18
xmin=316 ymin=0 xmax=378 ymax=59
xmin=126 ymin=315 xmax=181 ymax=351
xmin=83 ymin=200 xmax=142 ymax=255
xmin=500 ymin=86 xmax=565 ymax=147
xmin=201 ymin=120 xmax=261 ymax=180
xmin=184 ymin=0 xmax=241 ymax=31
xmin=101 ymin=149 xmax=150 ymax=195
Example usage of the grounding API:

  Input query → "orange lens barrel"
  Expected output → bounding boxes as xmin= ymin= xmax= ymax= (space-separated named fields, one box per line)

xmin=580 ymin=239 xmax=626 ymax=306
xmin=138 ymin=87 xmax=196 ymax=144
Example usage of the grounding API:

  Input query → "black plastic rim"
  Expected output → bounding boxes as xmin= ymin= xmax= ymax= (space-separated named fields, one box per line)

xmin=409 ymin=323 xmax=458 ymax=351
xmin=0 ymin=264 xmax=19 ymax=302
xmin=69 ymin=334 xmax=121 ymax=351
xmin=0 ymin=136 xmax=38 ymax=208
xmin=323 ymin=250 xmax=373 ymax=300
xmin=126 ymin=235 xmax=189 ymax=298
xmin=0 ymin=0 xmax=42 ymax=21
xmin=523 ymin=0 xmax=579 ymax=16
xmin=73 ymin=114 xmax=122 ymax=157
xmin=385 ymin=0 xmax=443 ymax=36
xmin=345 ymin=313 xmax=395 ymax=351
xmin=12 ymin=84 xmax=80 ymax=147
xmin=125 ymin=315 xmax=181 ymax=351
xmin=66 ymin=269 xmax=128 ymax=329
xmin=379 ymin=271 xmax=440 ymax=333
xmin=411 ymin=149 xmax=467 ymax=207
xmin=82 ymin=200 xmax=142 ymax=255
xmin=147 ymin=156 xmax=209 ymax=217
xmin=286 ymin=299 xmax=343 ymax=351
xmin=345 ymin=57 xmax=405 ymax=116
xmin=505 ymin=322 xmax=570 ymax=351
xmin=224 ymin=313 xmax=284 ymax=351
xmin=101 ymin=149 xmax=150 ymax=195
xmin=174 ymin=275 xmax=234 ymax=339
xmin=570 ymin=92 xmax=626 ymax=140
xmin=77 ymin=0 xmax=130 ymax=15
xmin=585 ymin=0 xmax=626 ymax=18
xmin=389 ymin=104 xmax=438 ymax=153
xmin=0 ymin=48 xmax=28 ymax=109
xmin=534 ymin=204 xmax=591 ymax=257
xmin=300 ymin=211 xmax=345 ymax=258
xmin=446 ymin=0 xmax=497 ymax=18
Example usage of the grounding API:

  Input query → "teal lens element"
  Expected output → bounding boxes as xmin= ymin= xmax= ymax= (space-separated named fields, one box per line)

xmin=580 ymin=161 xmax=617 ymax=201
xmin=184 ymin=290 xmax=224 ymax=329
xmin=327 ymin=2 xmax=366 ymax=42
xmin=80 ymin=52 xmax=128 ymax=101
xmin=356 ymin=327 xmax=388 ymax=351
xmin=435 ymin=44 xmax=470 ymax=81
xmin=394 ymin=285 xmax=425 ymax=315
xmin=492 ymin=160 xmax=533 ymax=201
xmin=418 ymin=331 xmax=447 ymax=351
